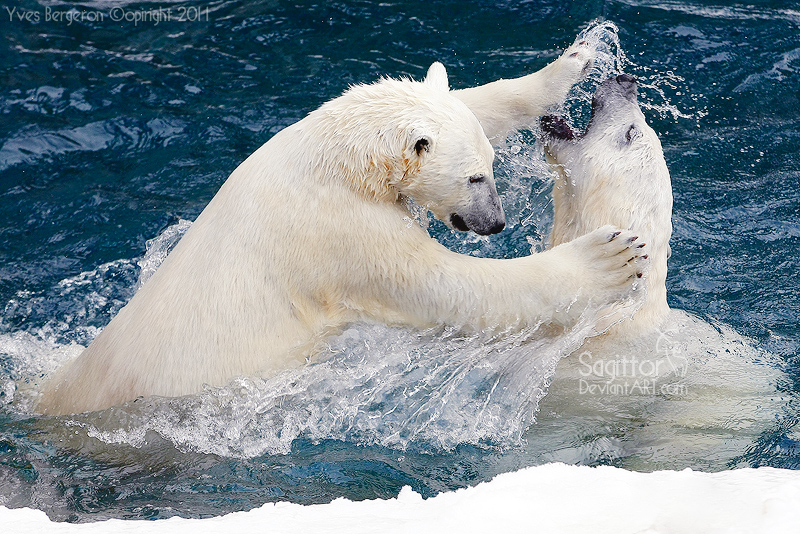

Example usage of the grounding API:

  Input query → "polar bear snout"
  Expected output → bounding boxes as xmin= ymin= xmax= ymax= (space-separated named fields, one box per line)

xmin=450 ymin=212 xmax=505 ymax=235
xmin=592 ymin=74 xmax=639 ymax=115
xmin=614 ymin=73 xmax=638 ymax=94
xmin=449 ymin=175 xmax=506 ymax=235
xmin=604 ymin=74 xmax=638 ymax=102
xmin=542 ymin=75 xmax=642 ymax=154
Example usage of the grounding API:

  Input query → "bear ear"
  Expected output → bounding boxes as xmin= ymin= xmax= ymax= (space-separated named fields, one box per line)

xmin=424 ymin=62 xmax=449 ymax=92
xmin=413 ymin=135 xmax=432 ymax=156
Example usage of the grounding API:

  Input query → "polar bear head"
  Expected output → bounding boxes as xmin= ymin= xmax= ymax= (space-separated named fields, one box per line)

xmin=541 ymin=74 xmax=669 ymax=191
xmin=310 ymin=64 xmax=505 ymax=235
xmin=401 ymin=63 xmax=506 ymax=235
xmin=541 ymin=73 xmax=672 ymax=251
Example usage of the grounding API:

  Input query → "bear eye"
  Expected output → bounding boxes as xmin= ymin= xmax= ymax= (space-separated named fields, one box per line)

xmin=625 ymin=125 xmax=639 ymax=143
xmin=414 ymin=137 xmax=430 ymax=155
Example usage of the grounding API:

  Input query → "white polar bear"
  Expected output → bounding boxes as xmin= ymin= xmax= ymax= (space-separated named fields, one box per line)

xmin=534 ymin=76 xmax=787 ymax=468
xmin=37 ymin=43 xmax=647 ymax=416
xmin=542 ymin=74 xmax=672 ymax=336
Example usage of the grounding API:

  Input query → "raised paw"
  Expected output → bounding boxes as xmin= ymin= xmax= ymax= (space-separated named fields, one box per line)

xmin=568 ymin=225 xmax=649 ymax=300
xmin=535 ymin=40 xmax=596 ymax=113
xmin=559 ymin=39 xmax=594 ymax=82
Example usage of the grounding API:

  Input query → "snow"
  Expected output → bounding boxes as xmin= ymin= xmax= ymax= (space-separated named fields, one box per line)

xmin=4 ymin=463 xmax=800 ymax=534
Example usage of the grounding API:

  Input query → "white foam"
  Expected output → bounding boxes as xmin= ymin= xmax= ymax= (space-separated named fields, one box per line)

xmin=0 ymin=329 xmax=84 ymax=411
xmin=528 ymin=309 xmax=790 ymax=469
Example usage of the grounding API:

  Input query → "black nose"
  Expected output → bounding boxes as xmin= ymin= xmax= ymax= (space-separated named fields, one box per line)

xmin=487 ymin=220 xmax=505 ymax=235
xmin=613 ymin=74 xmax=638 ymax=101
xmin=472 ymin=220 xmax=505 ymax=236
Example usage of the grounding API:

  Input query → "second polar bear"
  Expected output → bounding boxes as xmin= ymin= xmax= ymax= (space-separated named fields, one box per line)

xmin=542 ymin=74 xmax=672 ymax=336
xmin=535 ymin=75 xmax=787 ymax=465
xmin=37 ymin=43 xmax=648 ymax=416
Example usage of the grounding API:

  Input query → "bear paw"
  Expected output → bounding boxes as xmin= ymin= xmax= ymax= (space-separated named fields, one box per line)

xmin=535 ymin=40 xmax=595 ymax=113
xmin=561 ymin=40 xmax=594 ymax=81
xmin=561 ymin=225 xmax=649 ymax=306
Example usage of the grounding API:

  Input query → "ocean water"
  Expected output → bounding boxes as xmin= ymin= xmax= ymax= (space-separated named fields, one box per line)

xmin=1 ymin=0 xmax=799 ymax=523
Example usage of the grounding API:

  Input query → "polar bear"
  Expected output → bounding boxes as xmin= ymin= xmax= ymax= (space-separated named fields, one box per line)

xmin=541 ymin=74 xmax=671 ymax=336
xmin=37 ymin=43 xmax=647 ymax=416
xmin=533 ymin=76 xmax=787 ymax=468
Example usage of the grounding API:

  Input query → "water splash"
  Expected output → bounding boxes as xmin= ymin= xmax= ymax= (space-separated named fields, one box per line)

xmin=0 ymin=257 xmax=142 ymax=411
xmin=530 ymin=309 xmax=791 ymax=470
xmin=1 ymin=221 xmax=195 ymax=411
xmin=0 ymin=329 xmax=83 ymax=410
xmin=75 ymin=315 xmax=605 ymax=457
xmin=559 ymin=19 xmax=705 ymax=128
xmin=635 ymin=70 xmax=702 ymax=122
xmin=568 ymin=20 xmax=629 ymax=109
xmin=135 ymin=219 xmax=192 ymax=291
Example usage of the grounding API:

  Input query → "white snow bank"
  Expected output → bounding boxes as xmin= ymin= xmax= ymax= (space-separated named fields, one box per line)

xmin=4 ymin=463 xmax=800 ymax=534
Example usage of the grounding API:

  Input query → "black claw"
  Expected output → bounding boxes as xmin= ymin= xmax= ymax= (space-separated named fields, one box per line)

xmin=642 ymin=254 xmax=649 ymax=260
xmin=627 ymin=236 xmax=639 ymax=243
xmin=609 ymin=231 xmax=622 ymax=241
xmin=637 ymin=243 xmax=646 ymax=248
xmin=637 ymin=273 xmax=643 ymax=278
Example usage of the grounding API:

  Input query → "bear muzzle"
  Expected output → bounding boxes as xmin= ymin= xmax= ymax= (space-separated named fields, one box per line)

xmin=449 ymin=179 xmax=506 ymax=235
xmin=542 ymin=74 xmax=640 ymax=146
xmin=450 ymin=212 xmax=505 ymax=235
xmin=591 ymin=74 xmax=639 ymax=114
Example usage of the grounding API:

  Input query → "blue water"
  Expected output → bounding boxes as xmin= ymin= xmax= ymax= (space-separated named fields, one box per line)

xmin=1 ymin=0 xmax=799 ymax=523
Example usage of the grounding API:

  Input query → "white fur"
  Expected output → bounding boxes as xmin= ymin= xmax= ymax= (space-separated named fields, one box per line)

xmin=37 ymin=47 xmax=646 ymax=415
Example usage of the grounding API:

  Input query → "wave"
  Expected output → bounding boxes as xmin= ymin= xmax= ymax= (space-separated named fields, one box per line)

xmin=0 ymin=117 xmax=188 ymax=171
xmin=612 ymin=0 xmax=800 ymax=24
